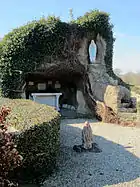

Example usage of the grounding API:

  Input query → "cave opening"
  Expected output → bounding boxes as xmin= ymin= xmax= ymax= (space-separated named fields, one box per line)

xmin=24 ymin=72 xmax=82 ymax=116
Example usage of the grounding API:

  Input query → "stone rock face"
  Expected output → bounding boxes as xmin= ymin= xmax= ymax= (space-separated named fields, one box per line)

xmin=118 ymin=85 xmax=131 ymax=102
xmin=86 ymin=37 xmax=137 ymax=121
xmin=77 ymin=37 xmax=89 ymax=68
xmin=95 ymin=101 xmax=120 ymax=123
xmin=65 ymin=35 xmax=136 ymax=120
xmin=95 ymin=34 xmax=106 ymax=64
xmin=86 ymin=36 xmax=119 ymax=104
xmin=104 ymin=85 xmax=120 ymax=113
xmin=76 ymin=90 xmax=91 ymax=114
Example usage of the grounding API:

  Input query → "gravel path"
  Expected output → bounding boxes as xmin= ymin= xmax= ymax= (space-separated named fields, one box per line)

xmin=42 ymin=119 xmax=140 ymax=187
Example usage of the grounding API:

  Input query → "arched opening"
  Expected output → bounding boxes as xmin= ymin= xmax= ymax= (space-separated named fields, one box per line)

xmin=23 ymin=60 xmax=94 ymax=118
xmin=88 ymin=40 xmax=97 ymax=64
xmin=24 ymin=71 xmax=82 ymax=117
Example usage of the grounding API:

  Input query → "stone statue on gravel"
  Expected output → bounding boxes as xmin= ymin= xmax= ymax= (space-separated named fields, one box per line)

xmin=73 ymin=121 xmax=102 ymax=153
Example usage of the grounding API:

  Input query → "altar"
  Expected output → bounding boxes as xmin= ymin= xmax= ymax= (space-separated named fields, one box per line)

xmin=31 ymin=93 xmax=62 ymax=111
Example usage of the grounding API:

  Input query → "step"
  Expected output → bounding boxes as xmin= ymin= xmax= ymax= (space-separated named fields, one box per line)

xmin=119 ymin=107 xmax=137 ymax=113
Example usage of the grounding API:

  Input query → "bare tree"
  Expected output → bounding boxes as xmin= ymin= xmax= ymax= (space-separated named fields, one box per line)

xmin=69 ymin=8 xmax=74 ymax=22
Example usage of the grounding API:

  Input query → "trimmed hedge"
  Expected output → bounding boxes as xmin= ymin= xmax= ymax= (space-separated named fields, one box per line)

xmin=0 ymin=99 xmax=61 ymax=183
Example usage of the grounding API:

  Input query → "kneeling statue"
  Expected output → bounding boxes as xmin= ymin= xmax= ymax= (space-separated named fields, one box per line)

xmin=82 ymin=121 xmax=93 ymax=149
xmin=73 ymin=121 xmax=102 ymax=153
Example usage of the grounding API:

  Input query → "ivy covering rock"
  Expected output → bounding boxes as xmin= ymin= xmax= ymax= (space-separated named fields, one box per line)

xmin=0 ymin=10 xmax=127 ymax=98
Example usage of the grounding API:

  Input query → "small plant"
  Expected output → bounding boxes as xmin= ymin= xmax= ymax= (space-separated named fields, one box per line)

xmin=0 ymin=106 xmax=23 ymax=187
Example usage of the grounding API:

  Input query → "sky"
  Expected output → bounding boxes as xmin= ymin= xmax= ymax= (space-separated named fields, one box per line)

xmin=0 ymin=0 xmax=140 ymax=73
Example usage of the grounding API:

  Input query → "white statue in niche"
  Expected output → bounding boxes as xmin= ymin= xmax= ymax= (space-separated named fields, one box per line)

xmin=89 ymin=40 xmax=97 ymax=64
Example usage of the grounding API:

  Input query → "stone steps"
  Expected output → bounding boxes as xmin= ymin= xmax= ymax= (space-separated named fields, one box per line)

xmin=119 ymin=107 xmax=137 ymax=113
xmin=121 ymin=102 xmax=130 ymax=108
xmin=60 ymin=109 xmax=93 ymax=119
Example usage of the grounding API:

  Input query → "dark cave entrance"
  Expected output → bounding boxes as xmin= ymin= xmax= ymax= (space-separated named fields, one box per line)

xmin=25 ymin=72 xmax=82 ymax=116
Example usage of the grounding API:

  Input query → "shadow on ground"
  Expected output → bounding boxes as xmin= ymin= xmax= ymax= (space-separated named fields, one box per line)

xmin=42 ymin=121 xmax=140 ymax=187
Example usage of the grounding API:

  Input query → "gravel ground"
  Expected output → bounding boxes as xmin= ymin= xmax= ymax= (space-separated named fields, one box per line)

xmin=42 ymin=119 xmax=140 ymax=187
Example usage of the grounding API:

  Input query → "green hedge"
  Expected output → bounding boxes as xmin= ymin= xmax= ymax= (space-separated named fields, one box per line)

xmin=0 ymin=99 xmax=61 ymax=183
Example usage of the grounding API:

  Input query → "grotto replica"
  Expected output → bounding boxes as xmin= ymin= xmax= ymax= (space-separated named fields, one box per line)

xmin=0 ymin=10 xmax=137 ymax=124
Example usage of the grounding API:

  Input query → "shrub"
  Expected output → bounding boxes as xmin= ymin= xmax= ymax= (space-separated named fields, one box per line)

xmin=0 ymin=99 xmax=61 ymax=183
xmin=0 ymin=106 xmax=23 ymax=187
